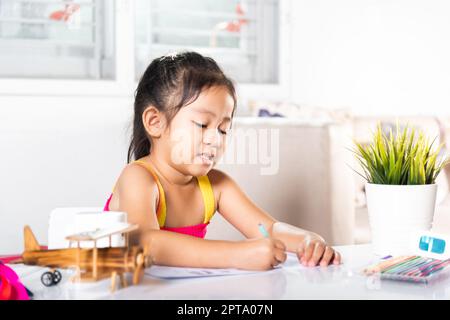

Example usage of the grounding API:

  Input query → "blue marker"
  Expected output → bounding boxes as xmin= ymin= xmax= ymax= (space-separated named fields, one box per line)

xmin=258 ymin=223 xmax=270 ymax=238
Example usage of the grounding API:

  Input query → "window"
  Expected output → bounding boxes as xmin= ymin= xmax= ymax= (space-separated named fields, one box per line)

xmin=0 ymin=0 xmax=290 ymax=97
xmin=0 ymin=0 xmax=115 ymax=79
xmin=134 ymin=0 xmax=279 ymax=84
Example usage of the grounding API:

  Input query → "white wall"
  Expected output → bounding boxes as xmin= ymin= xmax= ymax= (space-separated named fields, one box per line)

xmin=290 ymin=0 xmax=450 ymax=116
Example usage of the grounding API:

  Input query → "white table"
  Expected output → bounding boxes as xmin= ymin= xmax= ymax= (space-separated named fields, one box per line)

xmin=8 ymin=244 xmax=450 ymax=299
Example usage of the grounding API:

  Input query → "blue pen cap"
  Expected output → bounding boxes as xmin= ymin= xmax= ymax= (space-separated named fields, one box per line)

xmin=258 ymin=223 xmax=270 ymax=238
xmin=419 ymin=236 xmax=446 ymax=254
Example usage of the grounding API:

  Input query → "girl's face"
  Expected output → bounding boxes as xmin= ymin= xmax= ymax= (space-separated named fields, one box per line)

xmin=162 ymin=85 xmax=235 ymax=177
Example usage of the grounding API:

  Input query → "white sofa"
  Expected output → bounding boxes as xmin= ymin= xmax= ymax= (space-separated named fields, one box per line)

xmin=209 ymin=117 xmax=355 ymax=245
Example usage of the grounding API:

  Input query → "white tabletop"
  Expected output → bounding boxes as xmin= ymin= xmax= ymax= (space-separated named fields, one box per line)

xmin=9 ymin=244 xmax=450 ymax=299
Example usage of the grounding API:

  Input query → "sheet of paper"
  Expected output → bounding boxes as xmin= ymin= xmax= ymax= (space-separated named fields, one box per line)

xmin=145 ymin=265 xmax=261 ymax=279
xmin=145 ymin=253 xmax=300 ymax=279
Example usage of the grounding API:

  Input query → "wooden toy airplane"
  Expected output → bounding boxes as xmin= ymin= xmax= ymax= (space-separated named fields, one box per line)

xmin=10 ymin=224 xmax=152 ymax=292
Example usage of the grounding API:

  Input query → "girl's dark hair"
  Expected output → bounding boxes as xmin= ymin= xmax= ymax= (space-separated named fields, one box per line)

xmin=127 ymin=51 xmax=237 ymax=163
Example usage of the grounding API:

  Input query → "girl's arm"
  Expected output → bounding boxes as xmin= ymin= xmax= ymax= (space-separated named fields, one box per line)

xmin=208 ymin=169 xmax=341 ymax=267
xmin=140 ymin=229 xmax=285 ymax=270
xmin=115 ymin=164 xmax=286 ymax=270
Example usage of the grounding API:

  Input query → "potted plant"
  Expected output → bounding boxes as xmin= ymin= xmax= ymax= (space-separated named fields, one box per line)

xmin=353 ymin=123 xmax=449 ymax=255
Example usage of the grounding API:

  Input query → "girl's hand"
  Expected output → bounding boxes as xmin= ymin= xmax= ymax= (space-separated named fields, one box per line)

xmin=297 ymin=235 xmax=341 ymax=267
xmin=234 ymin=238 xmax=287 ymax=271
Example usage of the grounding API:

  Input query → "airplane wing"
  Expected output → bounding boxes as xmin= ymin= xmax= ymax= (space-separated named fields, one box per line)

xmin=65 ymin=223 xmax=139 ymax=242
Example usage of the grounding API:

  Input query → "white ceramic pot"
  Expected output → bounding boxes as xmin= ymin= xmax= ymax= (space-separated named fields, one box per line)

xmin=365 ymin=183 xmax=438 ymax=256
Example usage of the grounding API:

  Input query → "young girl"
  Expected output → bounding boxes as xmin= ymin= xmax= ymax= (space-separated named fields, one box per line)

xmin=104 ymin=52 xmax=341 ymax=270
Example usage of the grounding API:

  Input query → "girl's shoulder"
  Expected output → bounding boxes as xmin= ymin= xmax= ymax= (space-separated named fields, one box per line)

xmin=114 ymin=162 xmax=159 ymax=196
xmin=206 ymin=168 xmax=236 ymax=190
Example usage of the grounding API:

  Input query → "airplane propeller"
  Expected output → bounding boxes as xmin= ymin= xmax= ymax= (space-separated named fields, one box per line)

xmin=133 ymin=245 xmax=151 ymax=285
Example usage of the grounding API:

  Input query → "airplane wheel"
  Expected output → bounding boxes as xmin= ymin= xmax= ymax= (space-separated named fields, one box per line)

xmin=41 ymin=272 xmax=54 ymax=287
xmin=52 ymin=270 xmax=62 ymax=284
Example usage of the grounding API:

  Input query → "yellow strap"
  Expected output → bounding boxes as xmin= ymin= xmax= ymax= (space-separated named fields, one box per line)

xmin=130 ymin=161 xmax=215 ymax=226
xmin=133 ymin=160 xmax=167 ymax=227
xmin=197 ymin=175 xmax=216 ymax=223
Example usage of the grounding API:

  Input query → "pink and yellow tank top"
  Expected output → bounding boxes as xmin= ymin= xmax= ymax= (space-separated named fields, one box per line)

xmin=103 ymin=160 xmax=215 ymax=238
